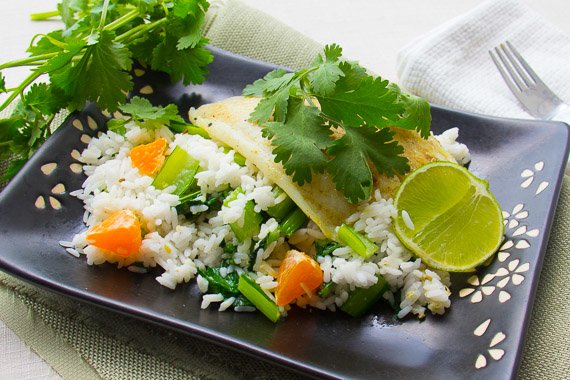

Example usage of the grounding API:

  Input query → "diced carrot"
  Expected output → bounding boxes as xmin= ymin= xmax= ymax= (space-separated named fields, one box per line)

xmin=86 ymin=210 xmax=142 ymax=257
xmin=275 ymin=250 xmax=323 ymax=306
xmin=130 ymin=137 xmax=168 ymax=176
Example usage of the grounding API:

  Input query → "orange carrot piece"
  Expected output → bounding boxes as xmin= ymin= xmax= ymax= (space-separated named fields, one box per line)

xmin=130 ymin=137 xmax=168 ymax=176
xmin=275 ymin=250 xmax=323 ymax=306
xmin=86 ymin=210 xmax=142 ymax=257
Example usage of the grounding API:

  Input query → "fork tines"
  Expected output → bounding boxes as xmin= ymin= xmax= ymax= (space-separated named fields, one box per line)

xmin=489 ymin=41 xmax=542 ymax=93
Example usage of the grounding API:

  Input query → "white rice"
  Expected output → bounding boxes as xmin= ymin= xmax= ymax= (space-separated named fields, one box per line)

xmin=435 ymin=127 xmax=471 ymax=165
xmin=70 ymin=120 xmax=466 ymax=320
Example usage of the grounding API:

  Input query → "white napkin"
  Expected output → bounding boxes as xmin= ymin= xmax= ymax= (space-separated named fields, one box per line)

xmin=396 ymin=0 xmax=570 ymax=120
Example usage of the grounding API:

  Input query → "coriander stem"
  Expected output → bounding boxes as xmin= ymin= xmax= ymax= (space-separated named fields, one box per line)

xmin=103 ymin=9 xmax=140 ymax=31
xmin=98 ymin=0 xmax=112 ymax=31
xmin=30 ymin=10 xmax=60 ymax=21
xmin=116 ymin=18 xmax=167 ymax=44
xmin=0 ymin=53 xmax=57 ymax=70
xmin=0 ymin=71 xmax=42 ymax=112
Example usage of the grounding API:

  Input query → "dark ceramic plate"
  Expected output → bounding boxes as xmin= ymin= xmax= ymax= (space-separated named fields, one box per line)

xmin=0 ymin=47 xmax=568 ymax=379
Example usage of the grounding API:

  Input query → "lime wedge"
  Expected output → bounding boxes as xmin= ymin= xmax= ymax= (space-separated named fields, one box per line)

xmin=393 ymin=161 xmax=504 ymax=272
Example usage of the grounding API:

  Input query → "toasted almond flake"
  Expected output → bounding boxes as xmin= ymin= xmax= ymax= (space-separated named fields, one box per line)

xmin=512 ymin=203 xmax=524 ymax=214
xmin=72 ymin=119 xmax=84 ymax=131
xmin=488 ymin=349 xmax=505 ymax=360
xmin=475 ymin=355 xmax=487 ymax=369
xmin=497 ymin=251 xmax=510 ymax=262
xmin=139 ymin=85 xmax=154 ymax=94
xmin=490 ymin=332 xmax=506 ymax=347
xmin=470 ymin=291 xmax=483 ymax=303
xmin=521 ymin=177 xmax=533 ymax=188
xmin=87 ymin=116 xmax=98 ymax=130
xmin=80 ymin=134 xmax=91 ymax=144
xmin=35 ymin=196 xmax=46 ymax=209
xmin=134 ymin=68 xmax=146 ymax=77
xmin=498 ymin=291 xmax=511 ymax=303
xmin=507 ymin=219 xmax=519 ymax=229
xmin=534 ymin=161 xmax=544 ymax=171
xmin=535 ymin=181 xmax=549 ymax=195
xmin=71 ymin=149 xmax=81 ymax=160
xmin=70 ymin=163 xmax=83 ymax=173
xmin=467 ymin=275 xmax=480 ymax=286
xmin=459 ymin=288 xmax=475 ymax=297
xmin=481 ymin=286 xmax=495 ymax=296
xmin=496 ymin=277 xmax=510 ymax=288
xmin=40 ymin=163 xmax=57 ymax=175
xmin=474 ymin=319 xmax=491 ymax=336
xmin=51 ymin=183 xmax=66 ymax=194
xmin=512 ymin=274 xmax=525 ymax=285
xmin=49 ymin=196 xmax=62 ymax=210
xmin=515 ymin=263 xmax=530 ymax=273
xmin=500 ymin=240 xmax=514 ymax=250
xmin=481 ymin=273 xmax=495 ymax=285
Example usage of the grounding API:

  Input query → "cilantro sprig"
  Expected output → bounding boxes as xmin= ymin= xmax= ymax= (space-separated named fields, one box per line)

xmin=0 ymin=0 xmax=212 ymax=180
xmin=243 ymin=44 xmax=431 ymax=204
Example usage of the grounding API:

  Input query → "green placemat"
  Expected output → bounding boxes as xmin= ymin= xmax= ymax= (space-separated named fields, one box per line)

xmin=1 ymin=1 xmax=569 ymax=379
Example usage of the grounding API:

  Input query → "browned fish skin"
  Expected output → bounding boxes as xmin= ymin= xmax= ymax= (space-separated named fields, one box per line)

xmin=190 ymin=96 xmax=455 ymax=238
xmin=373 ymin=128 xmax=456 ymax=198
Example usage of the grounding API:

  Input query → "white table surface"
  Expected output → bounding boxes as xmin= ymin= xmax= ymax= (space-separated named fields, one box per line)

xmin=1 ymin=0 xmax=569 ymax=378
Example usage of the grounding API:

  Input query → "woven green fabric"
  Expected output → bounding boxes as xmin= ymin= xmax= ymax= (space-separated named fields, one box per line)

xmin=0 ymin=1 xmax=569 ymax=379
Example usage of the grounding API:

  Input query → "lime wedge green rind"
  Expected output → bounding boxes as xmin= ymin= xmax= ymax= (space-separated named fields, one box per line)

xmin=393 ymin=161 xmax=504 ymax=272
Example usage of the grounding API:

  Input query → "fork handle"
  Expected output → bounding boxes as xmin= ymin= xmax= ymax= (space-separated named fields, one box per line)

xmin=551 ymin=104 xmax=570 ymax=127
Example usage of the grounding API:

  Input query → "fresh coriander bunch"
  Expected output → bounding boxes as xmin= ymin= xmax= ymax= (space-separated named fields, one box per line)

xmin=243 ymin=44 xmax=431 ymax=204
xmin=0 ymin=0 xmax=212 ymax=180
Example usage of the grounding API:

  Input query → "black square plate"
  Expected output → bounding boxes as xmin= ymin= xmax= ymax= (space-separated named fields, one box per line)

xmin=1 ymin=47 xmax=568 ymax=379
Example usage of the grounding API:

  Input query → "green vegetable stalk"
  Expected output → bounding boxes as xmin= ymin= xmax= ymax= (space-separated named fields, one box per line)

xmin=238 ymin=274 xmax=281 ymax=322
xmin=340 ymin=275 xmax=389 ymax=317
xmin=223 ymin=188 xmax=263 ymax=242
xmin=337 ymin=224 xmax=379 ymax=259
xmin=152 ymin=146 xmax=200 ymax=195
xmin=0 ymin=0 xmax=213 ymax=180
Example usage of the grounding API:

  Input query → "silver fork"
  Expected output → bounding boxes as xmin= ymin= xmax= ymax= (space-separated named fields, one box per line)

xmin=489 ymin=41 xmax=570 ymax=124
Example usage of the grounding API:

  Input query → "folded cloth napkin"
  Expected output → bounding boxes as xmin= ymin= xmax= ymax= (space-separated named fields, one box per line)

xmin=397 ymin=0 xmax=570 ymax=119
xmin=1 ymin=0 xmax=569 ymax=379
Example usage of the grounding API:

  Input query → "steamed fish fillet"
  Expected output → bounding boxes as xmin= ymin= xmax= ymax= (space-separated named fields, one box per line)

xmin=189 ymin=96 xmax=455 ymax=239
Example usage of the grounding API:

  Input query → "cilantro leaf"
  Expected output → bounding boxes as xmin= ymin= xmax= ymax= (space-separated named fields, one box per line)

xmin=310 ymin=44 xmax=344 ymax=96
xmin=23 ymin=83 xmax=67 ymax=115
xmin=388 ymin=83 xmax=431 ymax=138
xmin=327 ymin=126 xmax=409 ymax=203
xmin=51 ymin=30 xmax=133 ymax=111
xmin=36 ymin=38 xmax=86 ymax=74
xmin=317 ymin=76 xmax=403 ymax=128
xmin=243 ymin=69 xmax=295 ymax=97
xmin=119 ymin=96 xmax=185 ymax=129
xmin=249 ymin=85 xmax=291 ymax=125
xmin=335 ymin=60 xmax=368 ymax=90
xmin=263 ymin=99 xmax=332 ymax=185
xmin=171 ymin=0 xmax=209 ymax=50
xmin=151 ymin=36 xmax=213 ymax=85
